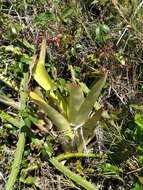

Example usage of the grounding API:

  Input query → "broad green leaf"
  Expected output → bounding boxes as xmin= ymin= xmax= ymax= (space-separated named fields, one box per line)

xmin=49 ymin=157 xmax=97 ymax=190
xmin=131 ymin=183 xmax=142 ymax=190
xmin=75 ymin=73 xmax=107 ymax=125
xmin=138 ymin=176 xmax=143 ymax=186
xmin=33 ymin=37 xmax=54 ymax=91
xmin=135 ymin=113 xmax=143 ymax=130
xmin=101 ymin=24 xmax=110 ymax=33
xmin=68 ymin=83 xmax=84 ymax=124
xmin=29 ymin=92 xmax=74 ymax=142
xmin=95 ymin=26 xmax=101 ymax=41
xmin=84 ymin=108 xmax=103 ymax=135
xmin=77 ymin=108 xmax=103 ymax=151
xmin=43 ymin=141 xmax=54 ymax=157
xmin=33 ymin=86 xmax=67 ymax=114
xmin=33 ymin=87 xmax=44 ymax=99
xmin=33 ymin=38 xmax=66 ymax=113
xmin=52 ymin=90 xmax=68 ymax=116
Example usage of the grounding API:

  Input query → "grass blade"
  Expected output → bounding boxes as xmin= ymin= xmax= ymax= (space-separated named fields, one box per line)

xmin=5 ymin=73 xmax=29 ymax=190
xmin=56 ymin=152 xmax=101 ymax=161
xmin=5 ymin=129 xmax=26 ymax=190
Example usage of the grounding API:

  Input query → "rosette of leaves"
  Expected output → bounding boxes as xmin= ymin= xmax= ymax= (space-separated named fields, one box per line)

xmin=30 ymin=37 xmax=107 ymax=152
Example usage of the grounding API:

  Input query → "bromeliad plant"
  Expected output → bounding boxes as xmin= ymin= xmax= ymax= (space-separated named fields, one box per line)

xmin=1 ymin=37 xmax=107 ymax=190
xmin=30 ymin=37 xmax=107 ymax=152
